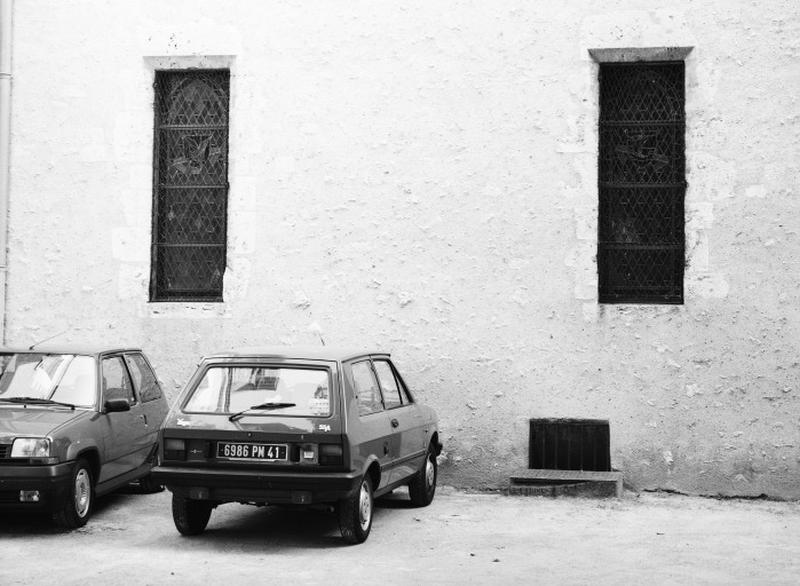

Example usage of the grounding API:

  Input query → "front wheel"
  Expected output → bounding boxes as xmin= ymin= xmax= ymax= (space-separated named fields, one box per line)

xmin=338 ymin=475 xmax=373 ymax=544
xmin=53 ymin=459 xmax=93 ymax=529
xmin=408 ymin=445 xmax=437 ymax=507
xmin=172 ymin=494 xmax=213 ymax=536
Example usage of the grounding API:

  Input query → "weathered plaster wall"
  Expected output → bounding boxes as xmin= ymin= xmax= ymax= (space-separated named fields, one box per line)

xmin=7 ymin=1 xmax=800 ymax=497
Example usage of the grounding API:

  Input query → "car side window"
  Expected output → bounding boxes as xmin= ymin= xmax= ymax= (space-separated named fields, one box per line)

xmin=102 ymin=356 xmax=135 ymax=405
xmin=351 ymin=360 xmax=383 ymax=416
xmin=124 ymin=353 xmax=163 ymax=403
xmin=373 ymin=360 xmax=402 ymax=409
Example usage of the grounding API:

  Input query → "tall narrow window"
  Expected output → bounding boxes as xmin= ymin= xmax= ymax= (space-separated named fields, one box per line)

xmin=151 ymin=70 xmax=230 ymax=301
xmin=598 ymin=62 xmax=685 ymax=304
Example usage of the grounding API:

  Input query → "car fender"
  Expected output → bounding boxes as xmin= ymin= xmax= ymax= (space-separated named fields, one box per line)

xmin=64 ymin=437 xmax=103 ymax=464
xmin=45 ymin=411 xmax=105 ymax=464
xmin=359 ymin=453 xmax=383 ymax=487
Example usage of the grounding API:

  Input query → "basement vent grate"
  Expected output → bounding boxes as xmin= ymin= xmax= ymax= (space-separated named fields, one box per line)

xmin=528 ymin=418 xmax=611 ymax=471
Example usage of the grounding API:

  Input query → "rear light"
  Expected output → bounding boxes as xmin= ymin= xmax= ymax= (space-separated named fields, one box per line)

xmin=164 ymin=438 xmax=186 ymax=461
xmin=319 ymin=443 xmax=343 ymax=466
xmin=298 ymin=443 xmax=318 ymax=465
xmin=295 ymin=443 xmax=343 ymax=465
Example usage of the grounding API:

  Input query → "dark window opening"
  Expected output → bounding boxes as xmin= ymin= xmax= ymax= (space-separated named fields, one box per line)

xmin=150 ymin=69 xmax=230 ymax=302
xmin=598 ymin=61 xmax=685 ymax=304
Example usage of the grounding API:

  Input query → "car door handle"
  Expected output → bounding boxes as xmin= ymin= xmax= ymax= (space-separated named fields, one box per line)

xmin=141 ymin=414 xmax=148 ymax=425
xmin=391 ymin=418 xmax=399 ymax=428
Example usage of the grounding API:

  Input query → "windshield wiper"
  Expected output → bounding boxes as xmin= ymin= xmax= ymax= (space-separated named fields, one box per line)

xmin=0 ymin=397 xmax=75 ymax=409
xmin=228 ymin=402 xmax=296 ymax=422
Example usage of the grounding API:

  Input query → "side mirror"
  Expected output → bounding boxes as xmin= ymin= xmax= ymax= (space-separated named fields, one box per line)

xmin=104 ymin=398 xmax=131 ymax=413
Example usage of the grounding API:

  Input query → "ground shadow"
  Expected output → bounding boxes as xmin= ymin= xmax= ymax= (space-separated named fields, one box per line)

xmin=156 ymin=503 xmax=349 ymax=551
xmin=0 ymin=490 xmax=139 ymax=535
xmin=152 ymin=492 xmax=420 ymax=551
xmin=375 ymin=495 xmax=416 ymax=509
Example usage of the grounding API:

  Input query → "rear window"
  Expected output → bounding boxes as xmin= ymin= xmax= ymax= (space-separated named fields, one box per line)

xmin=183 ymin=365 xmax=332 ymax=417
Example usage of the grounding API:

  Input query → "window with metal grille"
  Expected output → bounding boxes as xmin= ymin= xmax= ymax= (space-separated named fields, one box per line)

xmin=598 ymin=62 xmax=685 ymax=304
xmin=150 ymin=69 xmax=230 ymax=302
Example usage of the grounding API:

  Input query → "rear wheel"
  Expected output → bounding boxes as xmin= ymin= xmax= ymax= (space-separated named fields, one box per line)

xmin=409 ymin=445 xmax=437 ymax=507
xmin=172 ymin=494 xmax=213 ymax=536
xmin=53 ymin=458 xmax=93 ymax=529
xmin=338 ymin=475 xmax=373 ymax=544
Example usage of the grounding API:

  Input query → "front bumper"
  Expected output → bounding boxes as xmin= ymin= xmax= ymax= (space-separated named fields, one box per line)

xmin=0 ymin=462 xmax=73 ymax=511
xmin=152 ymin=464 xmax=361 ymax=505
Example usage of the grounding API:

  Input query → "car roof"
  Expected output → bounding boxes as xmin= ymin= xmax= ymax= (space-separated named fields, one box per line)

xmin=203 ymin=346 xmax=389 ymax=363
xmin=0 ymin=344 xmax=142 ymax=357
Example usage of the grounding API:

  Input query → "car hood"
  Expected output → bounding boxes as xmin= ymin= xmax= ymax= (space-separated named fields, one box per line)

xmin=0 ymin=406 xmax=90 ymax=439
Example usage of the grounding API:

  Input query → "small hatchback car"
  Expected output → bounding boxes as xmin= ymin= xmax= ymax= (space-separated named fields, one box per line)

xmin=0 ymin=345 xmax=169 ymax=527
xmin=153 ymin=347 xmax=441 ymax=543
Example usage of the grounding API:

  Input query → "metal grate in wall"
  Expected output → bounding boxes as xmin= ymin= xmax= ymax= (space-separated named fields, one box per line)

xmin=598 ymin=62 xmax=686 ymax=304
xmin=529 ymin=418 xmax=611 ymax=471
xmin=151 ymin=70 xmax=230 ymax=302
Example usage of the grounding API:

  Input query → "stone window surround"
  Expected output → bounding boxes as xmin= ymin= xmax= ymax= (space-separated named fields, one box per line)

xmin=144 ymin=56 xmax=237 ymax=317
xmin=585 ymin=47 xmax=696 ymax=313
xmin=588 ymin=47 xmax=694 ymax=64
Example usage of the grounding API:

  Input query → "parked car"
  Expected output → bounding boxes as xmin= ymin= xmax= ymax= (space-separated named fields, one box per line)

xmin=153 ymin=347 xmax=442 ymax=543
xmin=0 ymin=345 xmax=169 ymax=528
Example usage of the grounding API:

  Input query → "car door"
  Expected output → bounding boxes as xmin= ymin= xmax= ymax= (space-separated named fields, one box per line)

xmin=123 ymin=352 xmax=168 ymax=449
xmin=349 ymin=359 xmax=397 ymax=491
xmin=372 ymin=358 xmax=426 ymax=484
xmin=98 ymin=355 xmax=147 ymax=483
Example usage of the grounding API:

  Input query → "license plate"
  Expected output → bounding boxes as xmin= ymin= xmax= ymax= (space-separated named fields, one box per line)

xmin=216 ymin=442 xmax=287 ymax=461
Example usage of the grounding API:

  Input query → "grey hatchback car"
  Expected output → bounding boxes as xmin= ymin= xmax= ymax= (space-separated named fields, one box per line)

xmin=153 ymin=347 xmax=441 ymax=543
xmin=0 ymin=345 xmax=169 ymax=527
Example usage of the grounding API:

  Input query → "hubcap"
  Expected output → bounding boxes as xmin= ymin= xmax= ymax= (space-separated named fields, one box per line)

xmin=74 ymin=469 xmax=91 ymax=518
xmin=425 ymin=456 xmax=435 ymax=489
xmin=358 ymin=481 xmax=372 ymax=531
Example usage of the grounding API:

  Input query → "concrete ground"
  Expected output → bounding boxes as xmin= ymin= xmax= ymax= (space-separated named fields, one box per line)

xmin=1 ymin=487 xmax=798 ymax=585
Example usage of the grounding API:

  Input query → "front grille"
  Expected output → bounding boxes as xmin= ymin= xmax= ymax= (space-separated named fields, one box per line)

xmin=0 ymin=490 xmax=19 ymax=504
xmin=0 ymin=444 xmax=11 ymax=459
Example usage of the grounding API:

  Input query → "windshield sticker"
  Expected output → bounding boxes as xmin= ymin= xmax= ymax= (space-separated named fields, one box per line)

xmin=308 ymin=384 xmax=330 ymax=416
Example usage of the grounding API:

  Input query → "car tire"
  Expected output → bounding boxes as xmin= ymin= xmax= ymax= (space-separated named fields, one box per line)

xmin=53 ymin=458 xmax=94 ymax=529
xmin=338 ymin=475 xmax=373 ymax=544
xmin=408 ymin=444 xmax=437 ymax=507
xmin=136 ymin=473 xmax=164 ymax=494
xmin=172 ymin=494 xmax=213 ymax=536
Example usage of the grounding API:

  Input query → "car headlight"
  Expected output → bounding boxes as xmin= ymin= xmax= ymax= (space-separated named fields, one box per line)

xmin=11 ymin=437 xmax=51 ymax=458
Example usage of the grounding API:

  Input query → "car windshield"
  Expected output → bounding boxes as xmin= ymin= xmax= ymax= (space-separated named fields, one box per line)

xmin=0 ymin=353 xmax=97 ymax=408
xmin=184 ymin=366 xmax=331 ymax=417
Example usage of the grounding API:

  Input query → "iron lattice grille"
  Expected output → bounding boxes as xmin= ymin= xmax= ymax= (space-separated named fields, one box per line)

xmin=598 ymin=62 xmax=685 ymax=304
xmin=151 ymin=70 xmax=230 ymax=301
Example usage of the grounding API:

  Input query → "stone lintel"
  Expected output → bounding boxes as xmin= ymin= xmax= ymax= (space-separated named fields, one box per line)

xmin=588 ymin=47 xmax=694 ymax=63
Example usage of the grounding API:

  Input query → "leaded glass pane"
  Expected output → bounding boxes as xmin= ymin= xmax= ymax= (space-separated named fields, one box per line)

xmin=598 ymin=62 xmax=685 ymax=304
xmin=151 ymin=70 xmax=230 ymax=301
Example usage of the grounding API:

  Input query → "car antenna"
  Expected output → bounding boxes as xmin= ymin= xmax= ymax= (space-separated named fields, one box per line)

xmin=308 ymin=321 xmax=325 ymax=346
xmin=28 ymin=329 xmax=68 ymax=350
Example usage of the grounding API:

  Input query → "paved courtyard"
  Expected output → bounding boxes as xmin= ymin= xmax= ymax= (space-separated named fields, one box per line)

xmin=1 ymin=487 xmax=798 ymax=585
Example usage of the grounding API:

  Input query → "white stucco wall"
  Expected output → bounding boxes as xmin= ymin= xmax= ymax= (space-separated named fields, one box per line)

xmin=6 ymin=1 xmax=800 ymax=497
